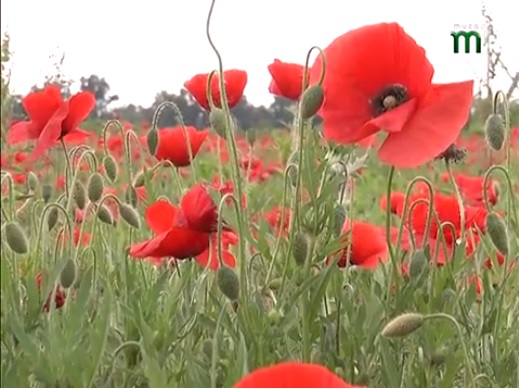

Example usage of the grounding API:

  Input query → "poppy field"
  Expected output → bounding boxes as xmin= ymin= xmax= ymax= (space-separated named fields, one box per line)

xmin=1 ymin=2 xmax=519 ymax=388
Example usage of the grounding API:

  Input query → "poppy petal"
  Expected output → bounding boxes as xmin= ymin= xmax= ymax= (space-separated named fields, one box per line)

xmin=145 ymin=200 xmax=178 ymax=234
xmin=378 ymin=80 xmax=474 ymax=167
xmin=7 ymin=121 xmax=31 ymax=144
xmin=22 ymin=86 xmax=62 ymax=125
xmin=31 ymin=102 xmax=70 ymax=159
xmin=62 ymin=91 xmax=96 ymax=133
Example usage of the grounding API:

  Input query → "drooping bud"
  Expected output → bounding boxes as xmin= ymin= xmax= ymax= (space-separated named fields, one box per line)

xmin=409 ymin=249 xmax=429 ymax=278
xmin=147 ymin=128 xmax=159 ymax=156
xmin=292 ymin=232 xmax=309 ymax=266
xmin=41 ymin=184 xmax=53 ymax=203
xmin=300 ymin=85 xmax=324 ymax=120
xmin=47 ymin=207 xmax=59 ymax=231
xmin=73 ymin=181 xmax=87 ymax=210
xmin=484 ymin=114 xmax=506 ymax=152
xmin=27 ymin=172 xmax=39 ymax=192
xmin=60 ymin=258 xmax=77 ymax=289
xmin=102 ymin=155 xmax=118 ymax=183
xmin=97 ymin=205 xmax=114 ymax=225
xmin=133 ymin=171 xmax=146 ymax=188
xmin=332 ymin=204 xmax=347 ymax=238
xmin=485 ymin=212 xmax=509 ymax=256
xmin=4 ymin=221 xmax=29 ymax=254
xmin=87 ymin=173 xmax=104 ymax=203
xmin=381 ymin=313 xmax=425 ymax=338
xmin=245 ymin=129 xmax=256 ymax=147
xmin=200 ymin=339 xmax=213 ymax=359
xmin=216 ymin=266 xmax=239 ymax=301
xmin=119 ymin=203 xmax=140 ymax=229
xmin=125 ymin=185 xmax=138 ymax=208
xmin=287 ymin=151 xmax=299 ymax=187
xmin=209 ymin=108 xmax=228 ymax=139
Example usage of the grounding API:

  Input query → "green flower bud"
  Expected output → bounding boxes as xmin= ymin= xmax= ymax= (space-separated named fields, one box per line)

xmin=87 ymin=173 xmax=104 ymax=203
xmin=41 ymin=184 xmax=53 ymax=203
xmin=27 ymin=172 xmax=39 ymax=192
xmin=4 ymin=221 xmax=29 ymax=254
xmin=484 ymin=114 xmax=506 ymax=152
xmin=147 ymin=129 xmax=159 ymax=156
xmin=47 ymin=207 xmax=59 ymax=231
xmin=60 ymin=258 xmax=77 ymax=289
xmin=119 ymin=203 xmax=140 ymax=229
xmin=73 ymin=182 xmax=87 ymax=210
xmin=381 ymin=313 xmax=425 ymax=338
xmin=216 ymin=266 xmax=239 ymax=301
xmin=485 ymin=212 xmax=509 ymax=256
xmin=292 ymin=232 xmax=309 ymax=266
xmin=209 ymin=108 xmax=228 ymax=139
xmin=102 ymin=154 xmax=118 ymax=183
xmin=97 ymin=205 xmax=114 ymax=225
xmin=125 ymin=185 xmax=138 ymax=207
xmin=300 ymin=85 xmax=324 ymax=120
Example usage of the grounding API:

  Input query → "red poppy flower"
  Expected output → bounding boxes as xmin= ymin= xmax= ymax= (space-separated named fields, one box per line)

xmin=233 ymin=362 xmax=358 ymax=388
xmin=310 ymin=23 xmax=474 ymax=168
xmin=36 ymin=273 xmax=67 ymax=312
xmin=7 ymin=85 xmax=95 ymax=158
xmin=155 ymin=126 xmax=209 ymax=167
xmin=268 ymin=59 xmax=304 ymax=101
xmin=440 ymin=172 xmax=499 ymax=207
xmin=184 ymin=69 xmax=247 ymax=110
xmin=331 ymin=220 xmax=388 ymax=268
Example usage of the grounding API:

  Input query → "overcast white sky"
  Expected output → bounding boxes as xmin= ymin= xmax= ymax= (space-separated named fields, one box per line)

xmin=1 ymin=0 xmax=518 ymax=107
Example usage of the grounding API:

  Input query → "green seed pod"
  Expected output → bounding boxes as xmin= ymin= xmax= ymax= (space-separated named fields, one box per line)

xmin=332 ymin=203 xmax=347 ymax=238
xmin=484 ymin=114 xmax=506 ymax=152
xmin=133 ymin=171 xmax=146 ymax=188
xmin=87 ymin=173 xmax=104 ymax=203
xmin=4 ymin=221 xmax=29 ymax=254
xmin=292 ymin=232 xmax=309 ymax=266
xmin=47 ymin=207 xmax=59 ymax=231
xmin=60 ymin=258 xmax=77 ymax=289
xmin=216 ymin=266 xmax=239 ymax=301
xmin=119 ymin=203 xmax=140 ymax=229
xmin=381 ymin=313 xmax=425 ymax=338
xmin=409 ymin=249 xmax=429 ymax=279
xmin=41 ymin=184 xmax=53 ymax=203
xmin=102 ymin=154 xmax=118 ymax=183
xmin=73 ymin=181 xmax=87 ymax=210
xmin=147 ymin=128 xmax=159 ymax=156
xmin=485 ymin=212 xmax=509 ymax=256
xmin=125 ymin=185 xmax=138 ymax=208
xmin=209 ymin=108 xmax=228 ymax=139
xmin=287 ymin=151 xmax=299 ymax=187
xmin=97 ymin=205 xmax=114 ymax=225
xmin=27 ymin=171 xmax=39 ymax=192
xmin=300 ymin=85 xmax=324 ymax=120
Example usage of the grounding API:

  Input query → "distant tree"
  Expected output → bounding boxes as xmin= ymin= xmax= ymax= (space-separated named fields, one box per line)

xmin=80 ymin=74 xmax=119 ymax=119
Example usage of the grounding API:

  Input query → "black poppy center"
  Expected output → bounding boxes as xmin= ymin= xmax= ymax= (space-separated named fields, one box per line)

xmin=370 ymin=84 xmax=409 ymax=117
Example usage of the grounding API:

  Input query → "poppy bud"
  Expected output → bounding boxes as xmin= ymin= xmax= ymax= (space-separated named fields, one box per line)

xmin=245 ymin=129 xmax=256 ymax=146
xmin=429 ymin=346 xmax=448 ymax=366
xmin=47 ymin=207 xmax=59 ymax=231
xmin=200 ymin=339 xmax=213 ymax=359
xmin=485 ymin=212 xmax=509 ymax=256
xmin=4 ymin=221 xmax=29 ymax=254
xmin=133 ymin=171 xmax=146 ymax=188
xmin=60 ymin=258 xmax=77 ymax=289
xmin=216 ymin=266 xmax=239 ymax=301
xmin=332 ymin=204 xmax=347 ymax=238
xmin=209 ymin=108 xmax=228 ymax=139
xmin=409 ymin=249 xmax=429 ymax=279
xmin=381 ymin=312 xmax=425 ymax=338
xmin=300 ymin=85 xmax=324 ymax=120
xmin=73 ymin=182 xmax=87 ymax=210
xmin=292 ymin=232 xmax=309 ymax=266
xmin=41 ymin=184 xmax=53 ymax=203
xmin=287 ymin=151 xmax=299 ymax=187
xmin=147 ymin=128 xmax=159 ymax=156
xmin=87 ymin=173 xmax=104 ymax=203
xmin=119 ymin=203 xmax=140 ymax=229
xmin=27 ymin=171 xmax=39 ymax=192
xmin=125 ymin=185 xmax=138 ymax=208
xmin=484 ymin=114 xmax=506 ymax=152
xmin=102 ymin=155 xmax=118 ymax=183
xmin=267 ymin=308 xmax=283 ymax=324
xmin=268 ymin=277 xmax=282 ymax=291
xmin=97 ymin=205 xmax=114 ymax=225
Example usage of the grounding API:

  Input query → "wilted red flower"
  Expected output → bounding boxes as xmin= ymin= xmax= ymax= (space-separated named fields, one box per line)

xmin=155 ymin=127 xmax=209 ymax=167
xmin=310 ymin=22 xmax=474 ymax=167
xmin=36 ymin=273 xmax=67 ymax=312
xmin=7 ymin=85 xmax=95 ymax=158
xmin=233 ymin=362 xmax=359 ymax=388
xmin=184 ymin=69 xmax=247 ymax=110
xmin=268 ymin=59 xmax=304 ymax=101
xmin=331 ymin=221 xmax=387 ymax=268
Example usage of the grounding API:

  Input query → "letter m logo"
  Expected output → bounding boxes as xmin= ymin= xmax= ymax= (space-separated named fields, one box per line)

xmin=451 ymin=30 xmax=482 ymax=54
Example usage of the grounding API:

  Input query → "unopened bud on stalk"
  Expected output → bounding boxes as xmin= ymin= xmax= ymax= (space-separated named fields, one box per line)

xmin=102 ymin=155 xmax=118 ymax=183
xmin=47 ymin=207 xmax=59 ymax=231
xmin=292 ymin=232 xmax=309 ymax=266
xmin=409 ymin=249 xmax=429 ymax=278
xmin=27 ymin=172 xmax=39 ymax=192
xmin=332 ymin=204 xmax=347 ymax=238
xmin=209 ymin=108 xmax=228 ymax=139
xmin=73 ymin=182 xmax=87 ymax=210
xmin=133 ymin=171 xmax=146 ymax=188
xmin=484 ymin=114 xmax=506 ymax=152
xmin=119 ymin=203 xmax=140 ymax=229
xmin=147 ymin=129 xmax=159 ymax=156
xmin=97 ymin=205 xmax=114 ymax=225
xmin=87 ymin=173 xmax=104 ymax=203
xmin=216 ymin=266 xmax=239 ymax=301
xmin=4 ymin=221 xmax=29 ymax=254
xmin=485 ymin=212 xmax=509 ymax=256
xmin=287 ymin=151 xmax=299 ymax=187
xmin=41 ymin=184 xmax=53 ymax=203
xmin=125 ymin=185 xmax=138 ymax=207
xmin=201 ymin=339 xmax=213 ymax=359
xmin=245 ymin=129 xmax=256 ymax=146
xmin=381 ymin=312 xmax=425 ymax=338
xmin=60 ymin=258 xmax=77 ymax=289
xmin=300 ymin=85 xmax=324 ymax=120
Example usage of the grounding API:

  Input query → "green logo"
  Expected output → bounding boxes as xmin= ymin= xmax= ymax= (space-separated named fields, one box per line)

xmin=450 ymin=30 xmax=482 ymax=54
